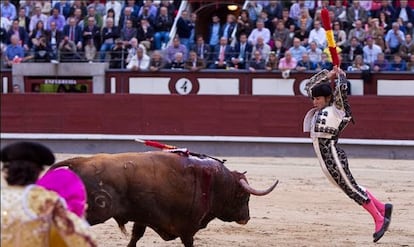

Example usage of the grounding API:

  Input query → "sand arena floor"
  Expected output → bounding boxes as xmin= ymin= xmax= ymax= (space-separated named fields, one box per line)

xmin=50 ymin=154 xmax=414 ymax=247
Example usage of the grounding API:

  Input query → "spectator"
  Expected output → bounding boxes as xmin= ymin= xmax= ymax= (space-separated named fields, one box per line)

xmin=1 ymin=27 xmax=8 ymax=49
xmin=272 ymin=38 xmax=286 ymax=60
xmin=374 ymin=0 xmax=395 ymax=23
xmin=176 ymin=10 xmax=194 ymax=50
xmin=343 ymin=36 xmax=364 ymax=66
xmin=347 ymin=0 xmax=368 ymax=24
xmin=407 ymin=54 xmax=414 ymax=71
xmin=154 ymin=7 xmax=174 ymax=50
xmin=70 ymin=8 xmax=85 ymax=28
xmin=120 ymin=19 xmax=137 ymax=43
xmin=237 ymin=10 xmax=254 ymax=38
xmin=385 ymin=22 xmax=405 ymax=54
xmin=29 ymin=20 xmax=47 ymax=50
xmin=99 ymin=17 xmax=120 ymax=61
xmin=109 ymin=39 xmax=127 ymax=68
xmin=119 ymin=6 xmax=138 ymax=30
xmin=222 ymin=14 xmax=237 ymax=40
xmin=82 ymin=16 xmax=101 ymax=53
xmin=168 ymin=51 xmax=185 ymax=70
xmin=59 ymin=36 xmax=81 ymax=62
xmin=69 ymin=1 xmax=88 ymax=22
xmin=230 ymin=33 xmax=252 ymax=69
xmin=35 ymin=0 xmax=52 ymax=17
xmin=294 ymin=22 xmax=310 ymax=48
xmin=208 ymin=14 xmax=221 ymax=49
xmin=185 ymin=50 xmax=205 ymax=72
xmin=15 ymin=7 xmax=30 ymax=33
xmin=84 ymin=38 xmax=97 ymax=62
xmin=188 ymin=12 xmax=197 ymax=50
xmin=29 ymin=6 xmax=48 ymax=33
xmin=265 ymin=51 xmax=278 ymax=71
xmin=191 ymin=34 xmax=210 ymax=64
xmin=46 ymin=8 xmax=65 ymax=31
xmin=83 ymin=6 xmax=103 ymax=29
xmin=5 ymin=34 xmax=26 ymax=68
xmin=137 ymin=0 xmax=157 ymax=22
xmin=136 ymin=17 xmax=154 ymax=51
xmin=363 ymin=36 xmax=383 ymax=65
xmin=307 ymin=41 xmax=322 ymax=64
xmin=259 ymin=11 xmax=272 ymax=33
xmin=45 ymin=21 xmax=63 ymax=60
xmin=159 ymin=0 xmax=176 ymax=19
xmin=333 ymin=21 xmax=347 ymax=49
xmin=246 ymin=1 xmax=262 ymax=23
xmin=248 ymin=50 xmax=266 ymax=72
xmin=252 ymin=36 xmax=271 ymax=61
xmin=332 ymin=0 xmax=348 ymax=30
xmin=308 ymin=20 xmax=326 ymax=49
xmin=289 ymin=0 xmax=307 ymax=22
xmin=281 ymin=8 xmax=295 ymax=30
xmin=366 ymin=18 xmax=386 ymax=50
xmin=137 ymin=4 xmax=155 ymax=26
xmin=0 ymin=15 xmax=10 ymax=35
xmin=209 ymin=36 xmax=233 ymax=69
xmin=149 ymin=50 xmax=165 ymax=72
xmin=1 ymin=0 xmax=16 ymax=21
xmin=278 ymin=51 xmax=297 ymax=71
xmin=248 ymin=19 xmax=271 ymax=45
xmin=389 ymin=53 xmax=407 ymax=71
xmin=7 ymin=19 xmax=29 ymax=51
xmin=393 ymin=0 xmax=413 ymax=24
xmin=288 ymin=37 xmax=307 ymax=61
xmin=347 ymin=54 xmax=370 ymax=71
xmin=165 ymin=36 xmax=187 ymax=64
xmin=88 ymin=0 xmax=106 ymax=18
xmin=105 ymin=0 xmax=122 ymax=27
xmin=316 ymin=52 xmax=333 ymax=71
xmin=125 ymin=37 xmax=139 ymax=65
xmin=296 ymin=52 xmax=316 ymax=71
xmin=63 ymin=17 xmax=83 ymax=50
xmin=263 ymin=1 xmax=283 ymax=20
xmin=347 ymin=20 xmax=367 ymax=45
xmin=372 ymin=52 xmax=390 ymax=72
xmin=53 ymin=0 xmax=72 ymax=19
xmin=103 ymin=9 xmax=117 ymax=28
xmin=32 ymin=35 xmax=52 ymax=62
xmin=399 ymin=34 xmax=414 ymax=61
xmin=295 ymin=8 xmax=312 ymax=32
xmin=378 ymin=10 xmax=391 ymax=32
xmin=273 ymin=20 xmax=290 ymax=50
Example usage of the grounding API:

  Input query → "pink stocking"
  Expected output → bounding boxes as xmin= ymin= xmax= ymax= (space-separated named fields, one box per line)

xmin=366 ymin=190 xmax=385 ymax=216
xmin=362 ymin=200 xmax=384 ymax=232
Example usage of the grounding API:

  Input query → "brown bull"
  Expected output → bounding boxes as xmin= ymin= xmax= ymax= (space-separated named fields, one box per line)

xmin=50 ymin=151 xmax=278 ymax=247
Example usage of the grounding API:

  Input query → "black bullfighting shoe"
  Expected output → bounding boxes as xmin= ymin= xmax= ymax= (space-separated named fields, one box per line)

xmin=384 ymin=203 xmax=393 ymax=231
xmin=373 ymin=218 xmax=390 ymax=243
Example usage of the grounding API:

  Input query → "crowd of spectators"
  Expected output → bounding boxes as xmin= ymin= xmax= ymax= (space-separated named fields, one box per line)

xmin=1 ymin=0 xmax=414 ymax=73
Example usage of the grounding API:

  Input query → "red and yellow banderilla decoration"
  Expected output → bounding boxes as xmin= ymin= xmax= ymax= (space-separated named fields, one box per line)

xmin=321 ymin=8 xmax=340 ymax=67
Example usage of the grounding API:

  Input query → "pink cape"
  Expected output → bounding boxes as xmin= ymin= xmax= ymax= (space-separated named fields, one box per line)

xmin=36 ymin=168 xmax=87 ymax=218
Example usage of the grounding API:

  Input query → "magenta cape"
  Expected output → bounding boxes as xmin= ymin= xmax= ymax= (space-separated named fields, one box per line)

xmin=37 ymin=168 xmax=87 ymax=218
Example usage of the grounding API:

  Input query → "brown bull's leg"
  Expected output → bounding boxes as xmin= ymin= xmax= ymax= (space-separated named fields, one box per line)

xmin=180 ymin=235 xmax=194 ymax=247
xmin=127 ymin=223 xmax=146 ymax=247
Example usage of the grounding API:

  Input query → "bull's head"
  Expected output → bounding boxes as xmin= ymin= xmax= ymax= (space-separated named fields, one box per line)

xmin=216 ymin=171 xmax=278 ymax=225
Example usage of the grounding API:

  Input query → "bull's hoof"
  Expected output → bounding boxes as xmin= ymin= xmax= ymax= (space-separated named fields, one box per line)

xmin=373 ymin=218 xmax=390 ymax=243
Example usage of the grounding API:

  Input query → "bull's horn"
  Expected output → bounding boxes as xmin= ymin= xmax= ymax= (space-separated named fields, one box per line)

xmin=239 ymin=179 xmax=279 ymax=196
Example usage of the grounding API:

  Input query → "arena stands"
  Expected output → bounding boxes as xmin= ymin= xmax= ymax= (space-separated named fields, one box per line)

xmin=1 ymin=0 xmax=414 ymax=72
